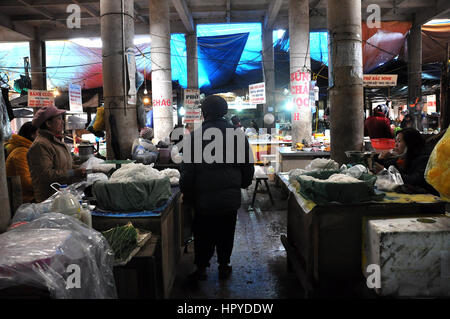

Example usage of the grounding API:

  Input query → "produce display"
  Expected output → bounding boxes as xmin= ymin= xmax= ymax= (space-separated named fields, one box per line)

xmin=109 ymin=163 xmax=180 ymax=185
xmin=101 ymin=222 xmax=138 ymax=261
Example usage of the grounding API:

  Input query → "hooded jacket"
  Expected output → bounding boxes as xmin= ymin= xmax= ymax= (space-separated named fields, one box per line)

xmin=180 ymin=118 xmax=255 ymax=214
xmin=364 ymin=111 xmax=393 ymax=139
xmin=5 ymin=134 xmax=34 ymax=203
xmin=27 ymin=129 xmax=79 ymax=202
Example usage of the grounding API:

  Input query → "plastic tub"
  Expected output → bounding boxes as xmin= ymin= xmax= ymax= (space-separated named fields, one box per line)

xmin=371 ymin=138 xmax=395 ymax=151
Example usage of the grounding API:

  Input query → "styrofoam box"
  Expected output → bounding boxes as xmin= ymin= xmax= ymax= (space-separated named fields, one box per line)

xmin=363 ymin=216 xmax=450 ymax=297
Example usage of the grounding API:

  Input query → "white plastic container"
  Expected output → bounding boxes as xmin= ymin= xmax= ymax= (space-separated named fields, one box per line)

xmin=50 ymin=183 xmax=82 ymax=220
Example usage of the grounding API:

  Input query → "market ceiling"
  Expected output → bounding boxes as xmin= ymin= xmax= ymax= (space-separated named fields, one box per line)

xmin=0 ymin=0 xmax=449 ymax=41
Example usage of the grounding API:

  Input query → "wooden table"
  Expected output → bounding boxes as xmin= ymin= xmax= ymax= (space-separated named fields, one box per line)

xmin=92 ymin=187 xmax=183 ymax=299
xmin=113 ymin=236 xmax=161 ymax=299
xmin=277 ymin=172 xmax=447 ymax=297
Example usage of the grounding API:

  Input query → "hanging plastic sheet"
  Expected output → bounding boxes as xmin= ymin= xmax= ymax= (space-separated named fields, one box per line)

xmin=0 ymin=213 xmax=117 ymax=298
xmin=0 ymin=93 xmax=12 ymax=141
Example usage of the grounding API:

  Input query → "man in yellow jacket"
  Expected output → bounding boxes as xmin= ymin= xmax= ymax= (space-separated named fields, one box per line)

xmin=5 ymin=122 xmax=37 ymax=203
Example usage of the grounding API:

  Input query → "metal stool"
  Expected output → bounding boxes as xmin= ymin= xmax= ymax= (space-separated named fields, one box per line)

xmin=251 ymin=172 xmax=275 ymax=207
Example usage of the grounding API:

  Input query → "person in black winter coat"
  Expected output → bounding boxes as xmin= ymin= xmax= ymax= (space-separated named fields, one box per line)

xmin=179 ymin=95 xmax=254 ymax=282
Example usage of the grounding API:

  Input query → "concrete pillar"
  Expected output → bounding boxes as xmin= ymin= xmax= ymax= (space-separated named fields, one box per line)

xmin=150 ymin=0 xmax=173 ymax=143
xmin=101 ymin=0 xmax=139 ymax=160
xmin=30 ymin=30 xmax=46 ymax=90
xmin=262 ymin=27 xmax=275 ymax=129
xmin=0 ymin=141 xmax=11 ymax=233
xmin=408 ymin=19 xmax=423 ymax=130
xmin=327 ymin=0 xmax=364 ymax=165
xmin=289 ymin=0 xmax=311 ymax=146
xmin=186 ymin=30 xmax=198 ymax=90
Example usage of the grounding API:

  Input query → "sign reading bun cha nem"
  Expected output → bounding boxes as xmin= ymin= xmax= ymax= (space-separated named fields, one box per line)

xmin=290 ymin=70 xmax=310 ymax=110
xmin=363 ymin=74 xmax=398 ymax=87
xmin=28 ymin=90 xmax=55 ymax=107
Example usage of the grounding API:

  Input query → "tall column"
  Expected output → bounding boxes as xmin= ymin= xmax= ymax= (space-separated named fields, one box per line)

xmin=408 ymin=19 xmax=423 ymax=130
xmin=327 ymin=0 xmax=364 ymax=165
xmin=289 ymin=0 xmax=311 ymax=145
xmin=30 ymin=29 xmax=46 ymax=90
xmin=150 ymin=0 xmax=173 ymax=143
xmin=186 ymin=30 xmax=198 ymax=90
xmin=101 ymin=0 xmax=138 ymax=160
xmin=262 ymin=27 xmax=275 ymax=129
xmin=0 ymin=141 xmax=11 ymax=233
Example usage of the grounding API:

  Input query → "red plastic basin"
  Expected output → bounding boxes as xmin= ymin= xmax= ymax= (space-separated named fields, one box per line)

xmin=371 ymin=138 xmax=395 ymax=151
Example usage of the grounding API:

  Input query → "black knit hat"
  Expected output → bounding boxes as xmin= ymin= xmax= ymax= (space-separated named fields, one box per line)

xmin=200 ymin=95 xmax=228 ymax=119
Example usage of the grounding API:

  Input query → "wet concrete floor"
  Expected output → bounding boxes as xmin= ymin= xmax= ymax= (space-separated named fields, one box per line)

xmin=170 ymin=178 xmax=306 ymax=299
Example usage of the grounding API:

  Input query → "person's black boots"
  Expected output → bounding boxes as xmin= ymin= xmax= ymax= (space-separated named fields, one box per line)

xmin=218 ymin=265 xmax=232 ymax=280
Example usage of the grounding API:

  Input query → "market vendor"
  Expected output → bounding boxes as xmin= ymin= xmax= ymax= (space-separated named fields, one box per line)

xmin=27 ymin=106 xmax=87 ymax=203
xmin=373 ymin=127 xmax=438 ymax=195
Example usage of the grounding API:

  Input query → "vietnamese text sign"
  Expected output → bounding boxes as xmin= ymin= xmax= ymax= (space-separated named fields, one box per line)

xmin=290 ymin=71 xmax=310 ymax=111
xmin=426 ymin=95 xmax=436 ymax=114
xmin=249 ymin=82 xmax=266 ymax=105
xmin=69 ymin=83 xmax=83 ymax=113
xmin=28 ymin=90 xmax=55 ymax=108
xmin=363 ymin=74 xmax=398 ymax=87
xmin=184 ymin=89 xmax=200 ymax=108
xmin=184 ymin=108 xmax=202 ymax=123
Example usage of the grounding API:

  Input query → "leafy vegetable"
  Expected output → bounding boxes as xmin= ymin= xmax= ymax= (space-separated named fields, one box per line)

xmin=102 ymin=222 xmax=138 ymax=261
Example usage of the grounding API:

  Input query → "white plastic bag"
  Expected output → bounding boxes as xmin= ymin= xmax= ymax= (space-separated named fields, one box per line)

xmin=375 ymin=165 xmax=404 ymax=191
xmin=305 ymin=158 xmax=339 ymax=171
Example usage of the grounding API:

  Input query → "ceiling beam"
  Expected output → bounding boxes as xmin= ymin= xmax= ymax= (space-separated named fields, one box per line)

xmin=264 ymin=0 xmax=283 ymax=30
xmin=16 ymin=0 xmax=66 ymax=28
xmin=415 ymin=0 xmax=450 ymax=26
xmin=72 ymin=0 xmax=100 ymax=23
xmin=134 ymin=3 xmax=148 ymax=25
xmin=0 ymin=12 xmax=34 ymax=40
xmin=171 ymin=0 xmax=194 ymax=33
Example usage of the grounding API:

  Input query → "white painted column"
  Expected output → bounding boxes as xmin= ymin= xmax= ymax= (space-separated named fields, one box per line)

xmin=150 ymin=0 xmax=173 ymax=143
xmin=289 ymin=0 xmax=311 ymax=146
xmin=327 ymin=0 xmax=364 ymax=164
xmin=101 ymin=0 xmax=139 ymax=159
xmin=262 ymin=27 xmax=275 ymax=129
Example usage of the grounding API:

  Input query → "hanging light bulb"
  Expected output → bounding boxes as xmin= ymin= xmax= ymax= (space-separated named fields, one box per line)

xmin=143 ymin=96 xmax=150 ymax=105
xmin=144 ymin=88 xmax=148 ymax=95
xmin=53 ymin=88 xmax=60 ymax=97
xmin=179 ymin=106 xmax=185 ymax=116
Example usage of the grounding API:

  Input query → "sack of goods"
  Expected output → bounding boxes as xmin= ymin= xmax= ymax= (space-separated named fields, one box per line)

xmin=296 ymin=169 xmax=384 ymax=204
xmin=92 ymin=163 xmax=174 ymax=212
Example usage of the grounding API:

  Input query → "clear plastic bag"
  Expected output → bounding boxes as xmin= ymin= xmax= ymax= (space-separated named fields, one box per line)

xmin=0 ymin=213 xmax=117 ymax=298
xmin=0 ymin=94 xmax=12 ymax=141
xmin=375 ymin=165 xmax=404 ymax=191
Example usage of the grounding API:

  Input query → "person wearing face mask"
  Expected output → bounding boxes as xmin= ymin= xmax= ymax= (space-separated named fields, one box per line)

xmin=373 ymin=127 xmax=438 ymax=194
xmin=27 ymin=106 xmax=87 ymax=203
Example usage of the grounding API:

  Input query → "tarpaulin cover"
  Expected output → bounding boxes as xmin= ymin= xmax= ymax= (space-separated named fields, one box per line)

xmin=0 ymin=213 xmax=117 ymax=299
xmin=92 ymin=177 xmax=171 ymax=212
xmin=422 ymin=23 xmax=450 ymax=64
xmin=1 ymin=21 xmax=447 ymax=95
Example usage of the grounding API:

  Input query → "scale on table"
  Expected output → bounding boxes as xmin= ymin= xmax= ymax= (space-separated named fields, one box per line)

xmin=345 ymin=151 xmax=374 ymax=165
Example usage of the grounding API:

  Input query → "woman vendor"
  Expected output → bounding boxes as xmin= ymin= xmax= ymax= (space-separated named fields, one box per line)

xmin=27 ymin=106 xmax=87 ymax=203
xmin=373 ymin=127 xmax=438 ymax=195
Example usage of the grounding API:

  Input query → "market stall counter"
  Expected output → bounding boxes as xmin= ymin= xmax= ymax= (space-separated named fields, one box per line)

xmin=277 ymin=172 xmax=447 ymax=298
xmin=91 ymin=186 xmax=183 ymax=299
xmin=278 ymin=147 xmax=330 ymax=172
